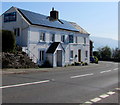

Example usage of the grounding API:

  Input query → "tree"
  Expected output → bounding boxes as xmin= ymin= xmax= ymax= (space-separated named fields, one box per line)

xmin=93 ymin=51 xmax=100 ymax=59
xmin=98 ymin=46 xmax=112 ymax=61
xmin=1 ymin=30 xmax=16 ymax=52
xmin=112 ymin=48 xmax=120 ymax=62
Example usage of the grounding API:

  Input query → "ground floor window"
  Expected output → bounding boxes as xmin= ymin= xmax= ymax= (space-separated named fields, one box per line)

xmin=14 ymin=28 xmax=20 ymax=36
xmin=70 ymin=50 xmax=73 ymax=59
xmin=39 ymin=50 xmax=45 ymax=61
xmin=85 ymin=51 xmax=88 ymax=57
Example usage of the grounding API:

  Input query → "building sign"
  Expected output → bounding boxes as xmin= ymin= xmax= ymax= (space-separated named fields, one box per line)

xmin=4 ymin=12 xmax=16 ymax=22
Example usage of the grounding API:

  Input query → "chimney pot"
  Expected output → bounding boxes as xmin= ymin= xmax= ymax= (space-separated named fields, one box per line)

xmin=50 ymin=7 xmax=59 ymax=20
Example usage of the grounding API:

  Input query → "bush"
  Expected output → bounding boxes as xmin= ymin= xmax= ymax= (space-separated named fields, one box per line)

xmin=98 ymin=46 xmax=112 ymax=61
xmin=1 ymin=30 xmax=16 ymax=52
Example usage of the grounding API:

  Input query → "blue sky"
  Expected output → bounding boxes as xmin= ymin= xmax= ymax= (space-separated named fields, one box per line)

xmin=1 ymin=2 xmax=118 ymax=40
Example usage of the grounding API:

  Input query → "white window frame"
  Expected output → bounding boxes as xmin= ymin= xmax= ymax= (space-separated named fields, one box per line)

xmin=61 ymin=35 xmax=65 ymax=43
xmin=85 ymin=51 xmax=88 ymax=57
xmin=39 ymin=50 xmax=45 ymax=62
xmin=84 ymin=37 xmax=86 ymax=44
xmin=75 ymin=36 xmax=78 ymax=43
xmin=69 ymin=35 xmax=74 ymax=43
xmin=50 ymin=33 xmax=55 ymax=42
xmin=14 ymin=28 xmax=20 ymax=36
xmin=70 ymin=50 xmax=73 ymax=59
xmin=39 ymin=32 xmax=45 ymax=42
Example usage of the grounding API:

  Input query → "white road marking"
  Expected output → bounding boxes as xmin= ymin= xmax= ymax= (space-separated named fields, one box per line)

xmin=70 ymin=73 xmax=94 ymax=79
xmin=0 ymin=80 xmax=50 ymax=89
xmin=90 ymin=97 xmax=101 ymax=102
xmin=100 ymin=70 xmax=111 ymax=74
xmin=99 ymin=94 xmax=109 ymax=98
xmin=107 ymin=91 xmax=115 ymax=95
xmin=115 ymin=88 xmax=120 ymax=90
xmin=84 ymin=101 xmax=92 ymax=104
xmin=113 ymin=68 xmax=118 ymax=71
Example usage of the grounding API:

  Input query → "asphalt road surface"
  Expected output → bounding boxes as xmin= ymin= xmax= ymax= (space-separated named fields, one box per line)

xmin=2 ymin=61 xmax=119 ymax=104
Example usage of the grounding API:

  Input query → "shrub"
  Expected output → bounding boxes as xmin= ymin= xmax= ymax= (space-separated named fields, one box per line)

xmin=1 ymin=30 xmax=16 ymax=52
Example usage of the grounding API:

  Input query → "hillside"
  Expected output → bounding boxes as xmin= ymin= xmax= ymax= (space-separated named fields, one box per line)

xmin=90 ymin=36 xmax=118 ymax=50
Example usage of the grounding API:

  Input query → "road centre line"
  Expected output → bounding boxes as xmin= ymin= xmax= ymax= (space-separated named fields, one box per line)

xmin=90 ymin=97 xmax=101 ymax=102
xmin=113 ymin=68 xmax=118 ymax=71
xmin=99 ymin=94 xmax=109 ymax=98
xmin=0 ymin=80 xmax=50 ymax=89
xmin=100 ymin=70 xmax=111 ymax=74
xmin=70 ymin=73 xmax=94 ymax=79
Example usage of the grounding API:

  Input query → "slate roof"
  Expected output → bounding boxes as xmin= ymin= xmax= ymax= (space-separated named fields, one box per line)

xmin=17 ymin=8 xmax=79 ymax=32
xmin=69 ymin=22 xmax=90 ymax=35
xmin=46 ymin=42 xmax=60 ymax=54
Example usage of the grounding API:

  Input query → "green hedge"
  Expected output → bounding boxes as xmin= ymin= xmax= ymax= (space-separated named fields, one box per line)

xmin=1 ymin=30 xmax=16 ymax=52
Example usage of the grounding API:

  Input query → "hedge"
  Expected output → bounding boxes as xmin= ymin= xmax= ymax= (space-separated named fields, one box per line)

xmin=1 ymin=30 xmax=16 ymax=52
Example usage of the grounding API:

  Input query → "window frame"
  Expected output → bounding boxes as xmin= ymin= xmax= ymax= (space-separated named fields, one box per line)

xmin=51 ymin=33 xmax=55 ymax=42
xmin=39 ymin=32 xmax=45 ymax=42
xmin=75 ymin=36 xmax=78 ymax=43
xmin=61 ymin=35 xmax=65 ymax=43
xmin=85 ymin=51 xmax=88 ymax=57
xmin=14 ymin=28 xmax=20 ymax=36
xmin=39 ymin=50 xmax=45 ymax=62
xmin=70 ymin=50 xmax=74 ymax=59
xmin=84 ymin=37 xmax=86 ymax=44
xmin=69 ymin=35 xmax=74 ymax=43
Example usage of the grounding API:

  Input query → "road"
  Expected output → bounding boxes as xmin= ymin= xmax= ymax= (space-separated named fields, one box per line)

xmin=2 ymin=61 xmax=119 ymax=104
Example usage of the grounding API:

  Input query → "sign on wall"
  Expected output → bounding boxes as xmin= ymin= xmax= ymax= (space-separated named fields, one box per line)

xmin=4 ymin=12 xmax=16 ymax=22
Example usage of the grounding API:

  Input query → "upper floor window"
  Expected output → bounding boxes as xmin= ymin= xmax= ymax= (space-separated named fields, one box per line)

xmin=40 ymin=32 xmax=45 ymax=41
xmin=84 ymin=37 xmax=86 ymax=44
xmin=69 ymin=35 xmax=74 ymax=43
xmin=51 ymin=33 xmax=55 ymax=42
xmin=14 ymin=28 xmax=20 ymax=36
xmin=75 ymin=36 xmax=78 ymax=43
xmin=4 ymin=12 xmax=16 ymax=22
xmin=61 ymin=35 xmax=65 ymax=43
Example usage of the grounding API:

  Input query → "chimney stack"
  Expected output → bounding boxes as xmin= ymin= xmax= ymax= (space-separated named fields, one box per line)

xmin=50 ymin=7 xmax=59 ymax=20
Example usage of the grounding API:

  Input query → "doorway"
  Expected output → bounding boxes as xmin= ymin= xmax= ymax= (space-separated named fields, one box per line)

xmin=56 ymin=50 xmax=62 ymax=67
xmin=78 ymin=49 xmax=81 ymax=62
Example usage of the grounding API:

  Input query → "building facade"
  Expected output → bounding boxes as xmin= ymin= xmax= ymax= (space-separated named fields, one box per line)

xmin=1 ymin=7 xmax=90 ymax=67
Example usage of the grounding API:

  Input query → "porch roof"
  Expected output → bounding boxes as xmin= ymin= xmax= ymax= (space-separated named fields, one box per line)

xmin=46 ymin=42 xmax=60 ymax=54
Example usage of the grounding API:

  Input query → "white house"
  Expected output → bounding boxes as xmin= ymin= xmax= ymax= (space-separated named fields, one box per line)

xmin=1 ymin=6 xmax=90 ymax=67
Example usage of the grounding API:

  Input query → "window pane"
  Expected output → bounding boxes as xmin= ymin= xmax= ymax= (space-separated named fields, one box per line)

xmin=17 ymin=28 xmax=20 ymax=36
xmin=84 ymin=38 xmax=86 ymax=44
xmin=40 ymin=51 xmax=42 ymax=61
xmin=86 ymin=51 xmax=88 ymax=57
xmin=43 ymin=33 xmax=45 ymax=41
xmin=69 ymin=35 xmax=73 ymax=43
xmin=70 ymin=50 xmax=73 ymax=58
xmin=52 ymin=34 xmax=55 ymax=42
xmin=76 ymin=36 xmax=77 ymax=43
xmin=42 ymin=51 xmax=44 ymax=61
xmin=61 ymin=35 xmax=65 ymax=42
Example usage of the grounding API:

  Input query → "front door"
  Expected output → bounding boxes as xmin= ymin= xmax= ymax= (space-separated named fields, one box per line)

xmin=78 ymin=49 xmax=81 ymax=62
xmin=56 ymin=50 xmax=62 ymax=67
